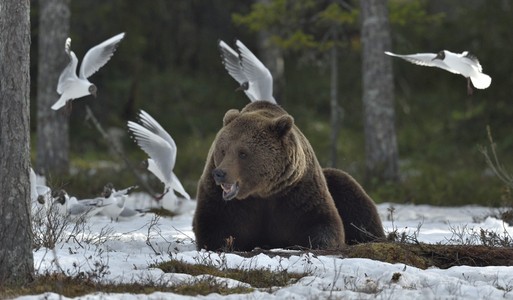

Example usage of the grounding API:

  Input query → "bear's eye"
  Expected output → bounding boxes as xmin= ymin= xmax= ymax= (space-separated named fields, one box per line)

xmin=220 ymin=149 xmax=226 ymax=157
xmin=238 ymin=151 xmax=247 ymax=159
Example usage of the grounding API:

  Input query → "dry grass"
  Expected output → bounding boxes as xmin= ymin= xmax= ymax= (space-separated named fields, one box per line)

xmin=0 ymin=272 xmax=253 ymax=299
xmin=154 ymin=259 xmax=307 ymax=289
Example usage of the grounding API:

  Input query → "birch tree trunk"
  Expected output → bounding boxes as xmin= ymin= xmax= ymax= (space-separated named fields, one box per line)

xmin=0 ymin=0 xmax=34 ymax=284
xmin=360 ymin=0 xmax=399 ymax=183
xmin=36 ymin=0 xmax=71 ymax=176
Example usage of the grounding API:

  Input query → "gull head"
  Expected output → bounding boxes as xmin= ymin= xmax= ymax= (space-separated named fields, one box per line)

xmin=89 ymin=84 xmax=98 ymax=97
xmin=236 ymin=81 xmax=249 ymax=92
xmin=433 ymin=50 xmax=446 ymax=61
xmin=102 ymin=183 xmax=115 ymax=198
xmin=37 ymin=195 xmax=46 ymax=205
xmin=53 ymin=189 xmax=68 ymax=205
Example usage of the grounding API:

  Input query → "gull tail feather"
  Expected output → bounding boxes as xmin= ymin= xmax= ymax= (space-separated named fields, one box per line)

xmin=51 ymin=95 xmax=68 ymax=110
xmin=470 ymin=73 xmax=492 ymax=89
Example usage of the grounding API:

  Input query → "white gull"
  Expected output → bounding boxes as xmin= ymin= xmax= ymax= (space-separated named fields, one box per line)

xmin=52 ymin=190 xmax=111 ymax=219
xmin=52 ymin=32 xmax=125 ymax=110
xmin=385 ymin=50 xmax=492 ymax=95
xmin=218 ymin=39 xmax=276 ymax=103
xmin=127 ymin=110 xmax=191 ymax=207
xmin=100 ymin=183 xmax=138 ymax=221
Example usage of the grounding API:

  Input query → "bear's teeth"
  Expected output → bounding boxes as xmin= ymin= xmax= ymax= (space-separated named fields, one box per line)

xmin=221 ymin=183 xmax=234 ymax=192
xmin=221 ymin=182 xmax=239 ymax=200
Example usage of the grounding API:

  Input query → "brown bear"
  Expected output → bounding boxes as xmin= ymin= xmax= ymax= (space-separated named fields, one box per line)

xmin=323 ymin=168 xmax=385 ymax=244
xmin=193 ymin=101 xmax=383 ymax=251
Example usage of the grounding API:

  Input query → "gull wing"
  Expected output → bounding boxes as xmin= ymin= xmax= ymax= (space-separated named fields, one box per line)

xmin=385 ymin=51 xmax=455 ymax=74
xmin=119 ymin=207 xmax=139 ymax=218
xmin=170 ymin=172 xmax=191 ymax=199
xmin=460 ymin=51 xmax=483 ymax=72
xmin=57 ymin=38 xmax=79 ymax=94
xmin=235 ymin=40 xmax=276 ymax=103
xmin=218 ymin=40 xmax=251 ymax=95
xmin=138 ymin=110 xmax=177 ymax=168
xmin=111 ymin=185 xmax=138 ymax=198
xmin=137 ymin=111 xmax=176 ymax=151
xmin=79 ymin=32 xmax=125 ymax=79
xmin=128 ymin=121 xmax=173 ymax=185
xmin=30 ymin=168 xmax=38 ymax=201
xmin=147 ymin=158 xmax=168 ymax=185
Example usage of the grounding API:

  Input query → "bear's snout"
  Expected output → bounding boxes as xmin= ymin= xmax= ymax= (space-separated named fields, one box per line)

xmin=212 ymin=168 xmax=226 ymax=184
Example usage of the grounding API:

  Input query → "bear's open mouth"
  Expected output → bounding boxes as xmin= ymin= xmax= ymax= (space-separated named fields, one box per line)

xmin=221 ymin=182 xmax=239 ymax=200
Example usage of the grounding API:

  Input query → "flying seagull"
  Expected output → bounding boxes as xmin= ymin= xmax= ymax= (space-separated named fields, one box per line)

xmin=218 ymin=39 xmax=277 ymax=104
xmin=52 ymin=32 xmax=125 ymax=110
xmin=385 ymin=50 xmax=492 ymax=95
xmin=127 ymin=110 xmax=191 ymax=202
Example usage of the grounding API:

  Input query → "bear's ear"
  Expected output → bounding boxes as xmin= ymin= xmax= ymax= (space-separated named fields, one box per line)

xmin=270 ymin=115 xmax=293 ymax=137
xmin=223 ymin=109 xmax=240 ymax=126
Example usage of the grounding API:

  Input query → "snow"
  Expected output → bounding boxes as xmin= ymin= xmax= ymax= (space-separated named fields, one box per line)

xmin=18 ymin=195 xmax=513 ymax=300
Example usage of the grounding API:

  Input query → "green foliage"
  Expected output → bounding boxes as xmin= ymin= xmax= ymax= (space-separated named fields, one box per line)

xmin=389 ymin=0 xmax=445 ymax=27
xmin=233 ymin=0 xmax=357 ymax=52
xmin=318 ymin=3 xmax=358 ymax=26
xmin=30 ymin=1 xmax=513 ymax=206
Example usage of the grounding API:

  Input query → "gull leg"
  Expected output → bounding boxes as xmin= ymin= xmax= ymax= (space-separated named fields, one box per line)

xmin=155 ymin=187 xmax=170 ymax=201
xmin=466 ymin=78 xmax=474 ymax=96
xmin=65 ymin=101 xmax=73 ymax=116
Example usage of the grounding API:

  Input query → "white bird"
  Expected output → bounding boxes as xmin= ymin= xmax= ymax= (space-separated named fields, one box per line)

xmin=117 ymin=207 xmax=146 ymax=221
xmin=52 ymin=190 xmax=110 ymax=219
xmin=127 ymin=110 xmax=191 ymax=205
xmin=218 ymin=40 xmax=276 ymax=104
xmin=100 ymin=196 xmax=125 ymax=222
xmin=100 ymin=183 xmax=137 ymax=221
xmin=385 ymin=50 xmax=492 ymax=95
xmin=30 ymin=168 xmax=52 ymax=205
xmin=52 ymin=32 xmax=125 ymax=110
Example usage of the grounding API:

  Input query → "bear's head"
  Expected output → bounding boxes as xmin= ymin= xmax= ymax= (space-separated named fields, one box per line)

xmin=211 ymin=104 xmax=307 ymax=200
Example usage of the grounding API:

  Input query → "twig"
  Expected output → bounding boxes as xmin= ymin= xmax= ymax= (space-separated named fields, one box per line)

xmin=84 ymin=104 xmax=157 ymax=197
xmin=478 ymin=125 xmax=513 ymax=189
xmin=146 ymin=214 xmax=162 ymax=255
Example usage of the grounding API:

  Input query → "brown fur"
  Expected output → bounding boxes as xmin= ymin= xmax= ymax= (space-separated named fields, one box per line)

xmin=323 ymin=168 xmax=385 ymax=244
xmin=193 ymin=101 xmax=345 ymax=251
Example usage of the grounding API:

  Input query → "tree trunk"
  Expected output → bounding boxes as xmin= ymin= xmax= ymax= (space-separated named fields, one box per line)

xmin=360 ymin=0 xmax=399 ymax=183
xmin=257 ymin=0 xmax=285 ymax=105
xmin=329 ymin=32 xmax=340 ymax=168
xmin=258 ymin=30 xmax=285 ymax=104
xmin=36 ymin=0 xmax=71 ymax=177
xmin=0 ymin=0 xmax=34 ymax=284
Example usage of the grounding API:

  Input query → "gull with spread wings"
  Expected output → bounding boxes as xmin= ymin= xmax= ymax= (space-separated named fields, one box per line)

xmin=127 ymin=110 xmax=191 ymax=208
xmin=52 ymin=32 xmax=125 ymax=110
xmin=218 ymin=39 xmax=276 ymax=104
xmin=385 ymin=50 xmax=491 ymax=95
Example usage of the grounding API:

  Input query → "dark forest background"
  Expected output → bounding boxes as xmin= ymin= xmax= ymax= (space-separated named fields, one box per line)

xmin=29 ymin=0 xmax=513 ymax=206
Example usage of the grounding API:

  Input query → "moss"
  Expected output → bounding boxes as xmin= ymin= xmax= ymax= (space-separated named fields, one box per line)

xmin=233 ymin=242 xmax=513 ymax=270
xmin=0 ymin=273 xmax=253 ymax=298
xmin=146 ymin=207 xmax=179 ymax=218
xmin=155 ymin=259 xmax=307 ymax=288
xmin=347 ymin=243 xmax=429 ymax=269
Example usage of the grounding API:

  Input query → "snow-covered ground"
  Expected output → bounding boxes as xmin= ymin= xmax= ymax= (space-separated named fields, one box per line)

xmin=18 ymin=193 xmax=513 ymax=300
